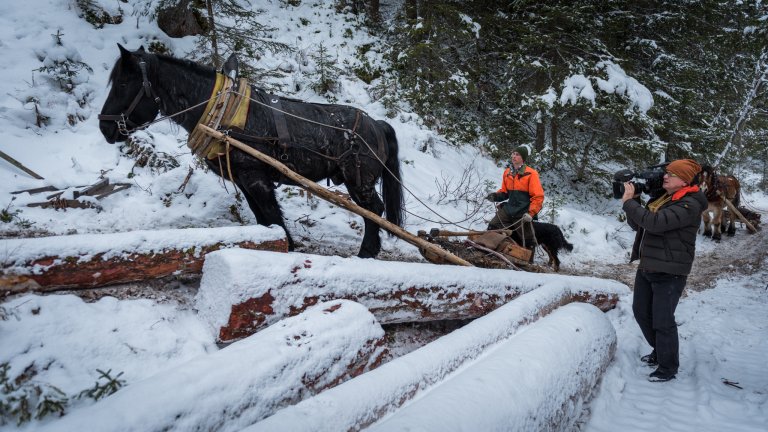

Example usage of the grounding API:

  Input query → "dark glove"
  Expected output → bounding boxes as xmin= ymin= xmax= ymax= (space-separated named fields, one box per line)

xmin=485 ymin=192 xmax=497 ymax=202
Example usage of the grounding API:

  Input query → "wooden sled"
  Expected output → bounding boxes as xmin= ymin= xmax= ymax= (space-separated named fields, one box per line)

xmin=417 ymin=228 xmax=547 ymax=272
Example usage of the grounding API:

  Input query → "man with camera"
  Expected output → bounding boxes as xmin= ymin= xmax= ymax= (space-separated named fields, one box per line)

xmin=484 ymin=144 xmax=544 ymax=248
xmin=621 ymin=159 xmax=707 ymax=382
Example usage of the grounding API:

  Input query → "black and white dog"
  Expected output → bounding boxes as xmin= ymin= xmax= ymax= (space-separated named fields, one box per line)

xmin=532 ymin=221 xmax=574 ymax=272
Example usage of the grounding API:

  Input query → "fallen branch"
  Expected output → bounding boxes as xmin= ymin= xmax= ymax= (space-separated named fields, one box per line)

xmin=0 ymin=149 xmax=44 ymax=179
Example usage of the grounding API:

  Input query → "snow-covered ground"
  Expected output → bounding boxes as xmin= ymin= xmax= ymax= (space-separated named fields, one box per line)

xmin=1 ymin=0 xmax=767 ymax=430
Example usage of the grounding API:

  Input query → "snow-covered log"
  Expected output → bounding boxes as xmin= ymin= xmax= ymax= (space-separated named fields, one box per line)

xmin=246 ymin=289 xmax=619 ymax=432
xmin=0 ymin=226 xmax=287 ymax=294
xmin=38 ymin=300 xmax=386 ymax=432
xmin=366 ymin=303 xmax=615 ymax=431
xmin=195 ymin=249 xmax=626 ymax=342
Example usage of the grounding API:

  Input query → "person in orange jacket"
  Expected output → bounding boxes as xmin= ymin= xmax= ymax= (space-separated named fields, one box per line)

xmin=485 ymin=144 xmax=545 ymax=246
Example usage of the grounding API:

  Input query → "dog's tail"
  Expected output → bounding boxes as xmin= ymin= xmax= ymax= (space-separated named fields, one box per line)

xmin=559 ymin=229 xmax=574 ymax=253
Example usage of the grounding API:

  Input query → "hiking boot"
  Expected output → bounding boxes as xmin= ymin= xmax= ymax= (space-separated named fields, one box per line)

xmin=648 ymin=368 xmax=676 ymax=382
xmin=640 ymin=351 xmax=658 ymax=367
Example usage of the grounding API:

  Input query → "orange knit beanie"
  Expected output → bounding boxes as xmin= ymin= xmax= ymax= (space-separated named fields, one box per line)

xmin=666 ymin=159 xmax=701 ymax=184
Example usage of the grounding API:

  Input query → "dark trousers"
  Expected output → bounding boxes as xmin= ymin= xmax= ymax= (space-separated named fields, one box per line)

xmin=632 ymin=269 xmax=687 ymax=374
xmin=487 ymin=206 xmax=534 ymax=246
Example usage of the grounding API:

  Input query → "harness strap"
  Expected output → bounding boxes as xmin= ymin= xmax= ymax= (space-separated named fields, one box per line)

xmin=268 ymin=94 xmax=292 ymax=156
xmin=98 ymin=60 xmax=160 ymax=132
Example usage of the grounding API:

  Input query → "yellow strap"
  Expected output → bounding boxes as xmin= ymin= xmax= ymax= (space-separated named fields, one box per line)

xmin=230 ymin=78 xmax=251 ymax=129
xmin=200 ymin=73 xmax=226 ymax=126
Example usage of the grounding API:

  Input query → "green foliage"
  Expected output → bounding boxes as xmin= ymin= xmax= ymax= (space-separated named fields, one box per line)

xmin=36 ymin=31 xmax=94 ymax=94
xmin=74 ymin=0 xmax=123 ymax=28
xmin=190 ymin=0 xmax=292 ymax=75
xmin=1 ymin=200 xmax=35 ymax=229
xmin=120 ymin=132 xmax=181 ymax=176
xmin=310 ymin=42 xmax=343 ymax=96
xmin=77 ymin=369 xmax=126 ymax=401
xmin=381 ymin=0 xmax=768 ymax=192
xmin=0 ymin=363 xmax=67 ymax=426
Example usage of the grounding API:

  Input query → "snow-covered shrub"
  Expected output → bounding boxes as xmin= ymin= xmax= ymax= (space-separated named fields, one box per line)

xmin=74 ymin=0 xmax=124 ymax=28
xmin=120 ymin=131 xmax=181 ymax=177
xmin=13 ymin=30 xmax=96 ymax=129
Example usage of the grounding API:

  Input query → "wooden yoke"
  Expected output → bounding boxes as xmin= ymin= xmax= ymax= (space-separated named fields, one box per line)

xmin=195 ymin=124 xmax=473 ymax=267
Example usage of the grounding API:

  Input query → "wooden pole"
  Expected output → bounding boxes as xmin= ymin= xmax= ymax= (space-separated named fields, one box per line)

xmin=0 ymin=150 xmax=44 ymax=180
xmin=723 ymin=197 xmax=758 ymax=234
xmin=430 ymin=229 xmax=514 ymax=238
xmin=196 ymin=124 xmax=473 ymax=267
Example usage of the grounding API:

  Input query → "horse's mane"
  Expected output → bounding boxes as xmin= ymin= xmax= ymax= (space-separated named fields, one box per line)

xmin=108 ymin=50 xmax=215 ymax=84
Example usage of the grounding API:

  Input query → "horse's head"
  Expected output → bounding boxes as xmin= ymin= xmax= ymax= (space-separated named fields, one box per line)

xmin=99 ymin=44 xmax=161 ymax=143
xmin=700 ymin=164 xmax=715 ymax=191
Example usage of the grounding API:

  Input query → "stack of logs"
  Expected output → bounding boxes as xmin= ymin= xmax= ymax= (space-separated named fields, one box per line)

xmin=4 ymin=228 xmax=628 ymax=431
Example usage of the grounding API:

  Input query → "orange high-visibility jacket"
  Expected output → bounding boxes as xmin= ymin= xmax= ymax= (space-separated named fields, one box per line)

xmin=496 ymin=165 xmax=545 ymax=218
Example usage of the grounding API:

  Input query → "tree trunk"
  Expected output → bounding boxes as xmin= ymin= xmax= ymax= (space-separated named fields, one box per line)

xmin=575 ymin=134 xmax=595 ymax=181
xmin=0 ymin=226 xmax=287 ymax=295
xmin=36 ymin=300 xmax=386 ymax=432
xmin=205 ymin=0 xmax=220 ymax=69
xmin=551 ymin=117 xmax=559 ymax=167
xmin=368 ymin=0 xmax=381 ymax=24
xmin=250 ymin=285 xmax=622 ymax=432
xmin=195 ymin=249 xmax=624 ymax=343
xmin=535 ymin=116 xmax=545 ymax=153
xmin=361 ymin=304 xmax=615 ymax=432
xmin=405 ymin=0 xmax=417 ymax=21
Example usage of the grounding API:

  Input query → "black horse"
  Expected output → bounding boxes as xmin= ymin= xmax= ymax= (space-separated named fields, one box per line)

xmin=99 ymin=45 xmax=403 ymax=258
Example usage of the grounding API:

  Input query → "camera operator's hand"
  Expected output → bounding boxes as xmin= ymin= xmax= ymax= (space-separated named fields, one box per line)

xmin=622 ymin=182 xmax=637 ymax=203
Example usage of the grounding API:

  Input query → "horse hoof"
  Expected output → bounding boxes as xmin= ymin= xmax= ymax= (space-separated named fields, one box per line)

xmin=703 ymin=231 xmax=712 ymax=237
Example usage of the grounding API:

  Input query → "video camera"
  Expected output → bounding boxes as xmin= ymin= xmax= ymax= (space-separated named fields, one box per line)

xmin=612 ymin=163 xmax=669 ymax=199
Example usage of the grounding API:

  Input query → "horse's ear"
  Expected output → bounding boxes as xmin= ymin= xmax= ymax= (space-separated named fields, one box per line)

xmin=222 ymin=53 xmax=239 ymax=79
xmin=138 ymin=45 xmax=147 ymax=53
xmin=118 ymin=43 xmax=132 ymax=62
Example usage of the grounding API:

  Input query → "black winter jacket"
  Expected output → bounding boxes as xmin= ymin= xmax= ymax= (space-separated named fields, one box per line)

xmin=623 ymin=188 xmax=707 ymax=276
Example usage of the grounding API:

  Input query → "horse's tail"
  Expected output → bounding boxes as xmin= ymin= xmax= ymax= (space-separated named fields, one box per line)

xmin=378 ymin=120 xmax=404 ymax=229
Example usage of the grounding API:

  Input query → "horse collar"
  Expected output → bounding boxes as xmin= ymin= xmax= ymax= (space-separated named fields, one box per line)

xmin=187 ymin=73 xmax=252 ymax=159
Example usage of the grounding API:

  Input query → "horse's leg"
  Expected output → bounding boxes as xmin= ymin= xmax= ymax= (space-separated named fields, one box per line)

xmin=345 ymin=173 xmax=385 ymax=258
xmin=702 ymin=209 xmax=712 ymax=237
xmin=726 ymin=198 xmax=737 ymax=236
xmin=235 ymin=169 xmax=295 ymax=251
xmin=712 ymin=206 xmax=723 ymax=241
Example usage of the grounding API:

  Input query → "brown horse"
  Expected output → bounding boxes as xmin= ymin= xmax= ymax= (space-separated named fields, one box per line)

xmin=700 ymin=165 xmax=741 ymax=240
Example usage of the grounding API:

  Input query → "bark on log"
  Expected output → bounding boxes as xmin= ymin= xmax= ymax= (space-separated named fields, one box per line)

xmin=195 ymin=249 xmax=627 ymax=343
xmin=1 ymin=226 xmax=287 ymax=296
xmin=38 ymin=300 xmax=387 ymax=432
xmin=246 ymin=288 xmax=619 ymax=432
